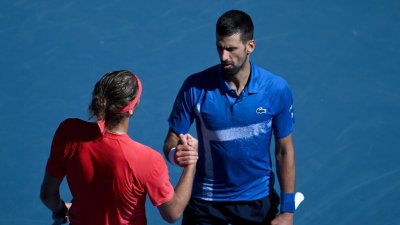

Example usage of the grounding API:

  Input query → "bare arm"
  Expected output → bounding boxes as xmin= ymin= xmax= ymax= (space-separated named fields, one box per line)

xmin=275 ymin=134 xmax=295 ymax=194
xmin=40 ymin=173 xmax=64 ymax=212
xmin=158 ymin=134 xmax=198 ymax=223
xmin=272 ymin=134 xmax=296 ymax=225
xmin=157 ymin=164 xmax=196 ymax=223
xmin=40 ymin=173 xmax=71 ymax=224
xmin=163 ymin=128 xmax=180 ymax=160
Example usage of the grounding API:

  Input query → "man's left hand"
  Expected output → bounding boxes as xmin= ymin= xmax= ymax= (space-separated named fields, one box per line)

xmin=271 ymin=212 xmax=293 ymax=225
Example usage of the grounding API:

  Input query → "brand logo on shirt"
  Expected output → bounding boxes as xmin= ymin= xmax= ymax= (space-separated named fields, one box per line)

xmin=256 ymin=107 xmax=267 ymax=114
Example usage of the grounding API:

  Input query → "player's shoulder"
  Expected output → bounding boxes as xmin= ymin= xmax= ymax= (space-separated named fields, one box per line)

xmin=177 ymin=65 xmax=220 ymax=95
xmin=57 ymin=118 xmax=100 ymax=140
xmin=252 ymin=63 xmax=289 ymax=90
xmin=185 ymin=64 xmax=219 ymax=85
xmin=57 ymin=118 xmax=85 ymax=131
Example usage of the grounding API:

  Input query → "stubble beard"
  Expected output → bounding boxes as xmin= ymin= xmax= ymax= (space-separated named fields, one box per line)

xmin=221 ymin=52 xmax=248 ymax=78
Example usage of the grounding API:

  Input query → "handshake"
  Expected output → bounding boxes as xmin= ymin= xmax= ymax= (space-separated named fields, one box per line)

xmin=168 ymin=133 xmax=199 ymax=167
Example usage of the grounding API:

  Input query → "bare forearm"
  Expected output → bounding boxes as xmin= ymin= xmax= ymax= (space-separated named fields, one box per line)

xmin=275 ymin=135 xmax=296 ymax=193
xmin=276 ymin=147 xmax=296 ymax=193
xmin=172 ymin=165 xmax=196 ymax=212
xmin=159 ymin=132 xmax=198 ymax=222
xmin=40 ymin=173 xmax=64 ymax=212
xmin=273 ymin=135 xmax=296 ymax=224
xmin=163 ymin=129 xmax=179 ymax=159
xmin=159 ymin=165 xmax=196 ymax=223
xmin=41 ymin=192 xmax=63 ymax=211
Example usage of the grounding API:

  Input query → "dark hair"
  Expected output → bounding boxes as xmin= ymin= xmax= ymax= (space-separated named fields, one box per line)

xmin=216 ymin=9 xmax=254 ymax=42
xmin=88 ymin=70 xmax=139 ymax=127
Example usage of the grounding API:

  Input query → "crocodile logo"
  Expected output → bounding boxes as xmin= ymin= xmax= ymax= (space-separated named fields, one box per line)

xmin=256 ymin=107 xmax=267 ymax=114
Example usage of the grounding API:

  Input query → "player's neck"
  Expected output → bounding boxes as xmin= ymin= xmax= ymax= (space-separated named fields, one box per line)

xmin=226 ymin=62 xmax=251 ymax=95
xmin=105 ymin=118 xmax=129 ymax=135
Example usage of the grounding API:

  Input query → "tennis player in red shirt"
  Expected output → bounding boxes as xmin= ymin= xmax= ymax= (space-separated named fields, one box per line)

xmin=40 ymin=70 xmax=198 ymax=225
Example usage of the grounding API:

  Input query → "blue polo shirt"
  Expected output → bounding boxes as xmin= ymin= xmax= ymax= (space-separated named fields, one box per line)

xmin=168 ymin=62 xmax=294 ymax=201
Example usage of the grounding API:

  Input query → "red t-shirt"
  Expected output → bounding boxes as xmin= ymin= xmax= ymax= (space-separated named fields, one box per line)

xmin=46 ymin=118 xmax=174 ymax=225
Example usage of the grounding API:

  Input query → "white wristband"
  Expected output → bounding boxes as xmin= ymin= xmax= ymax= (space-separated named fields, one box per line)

xmin=168 ymin=147 xmax=177 ymax=165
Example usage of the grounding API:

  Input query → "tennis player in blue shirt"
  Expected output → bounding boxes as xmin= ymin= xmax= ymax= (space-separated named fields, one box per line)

xmin=164 ymin=9 xmax=297 ymax=225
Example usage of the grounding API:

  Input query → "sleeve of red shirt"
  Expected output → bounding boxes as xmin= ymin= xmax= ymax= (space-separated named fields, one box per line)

xmin=45 ymin=120 xmax=69 ymax=179
xmin=146 ymin=152 xmax=174 ymax=206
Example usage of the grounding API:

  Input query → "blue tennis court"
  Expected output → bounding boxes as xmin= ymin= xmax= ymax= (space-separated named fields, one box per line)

xmin=1 ymin=1 xmax=399 ymax=224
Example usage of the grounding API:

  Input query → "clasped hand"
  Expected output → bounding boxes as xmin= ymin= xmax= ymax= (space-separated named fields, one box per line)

xmin=174 ymin=134 xmax=198 ymax=167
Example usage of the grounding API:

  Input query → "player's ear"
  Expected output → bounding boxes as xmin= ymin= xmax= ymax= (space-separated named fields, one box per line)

xmin=130 ymin=100 xmax=140 ymax=116
xmin=246 ymin=39 xmax=255 ymax=54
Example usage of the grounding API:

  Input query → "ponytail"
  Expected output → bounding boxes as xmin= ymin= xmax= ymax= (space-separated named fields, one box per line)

xmin=88 ymin=70 xmax=138 ymax=126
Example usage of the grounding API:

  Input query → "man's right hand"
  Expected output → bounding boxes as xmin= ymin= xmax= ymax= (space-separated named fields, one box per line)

xmin=175 ymin=134 xmax=198 ymax=167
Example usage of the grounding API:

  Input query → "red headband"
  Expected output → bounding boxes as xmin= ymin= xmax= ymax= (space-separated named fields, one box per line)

xmin=113 ymin=75 xmax=142 ymax=113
